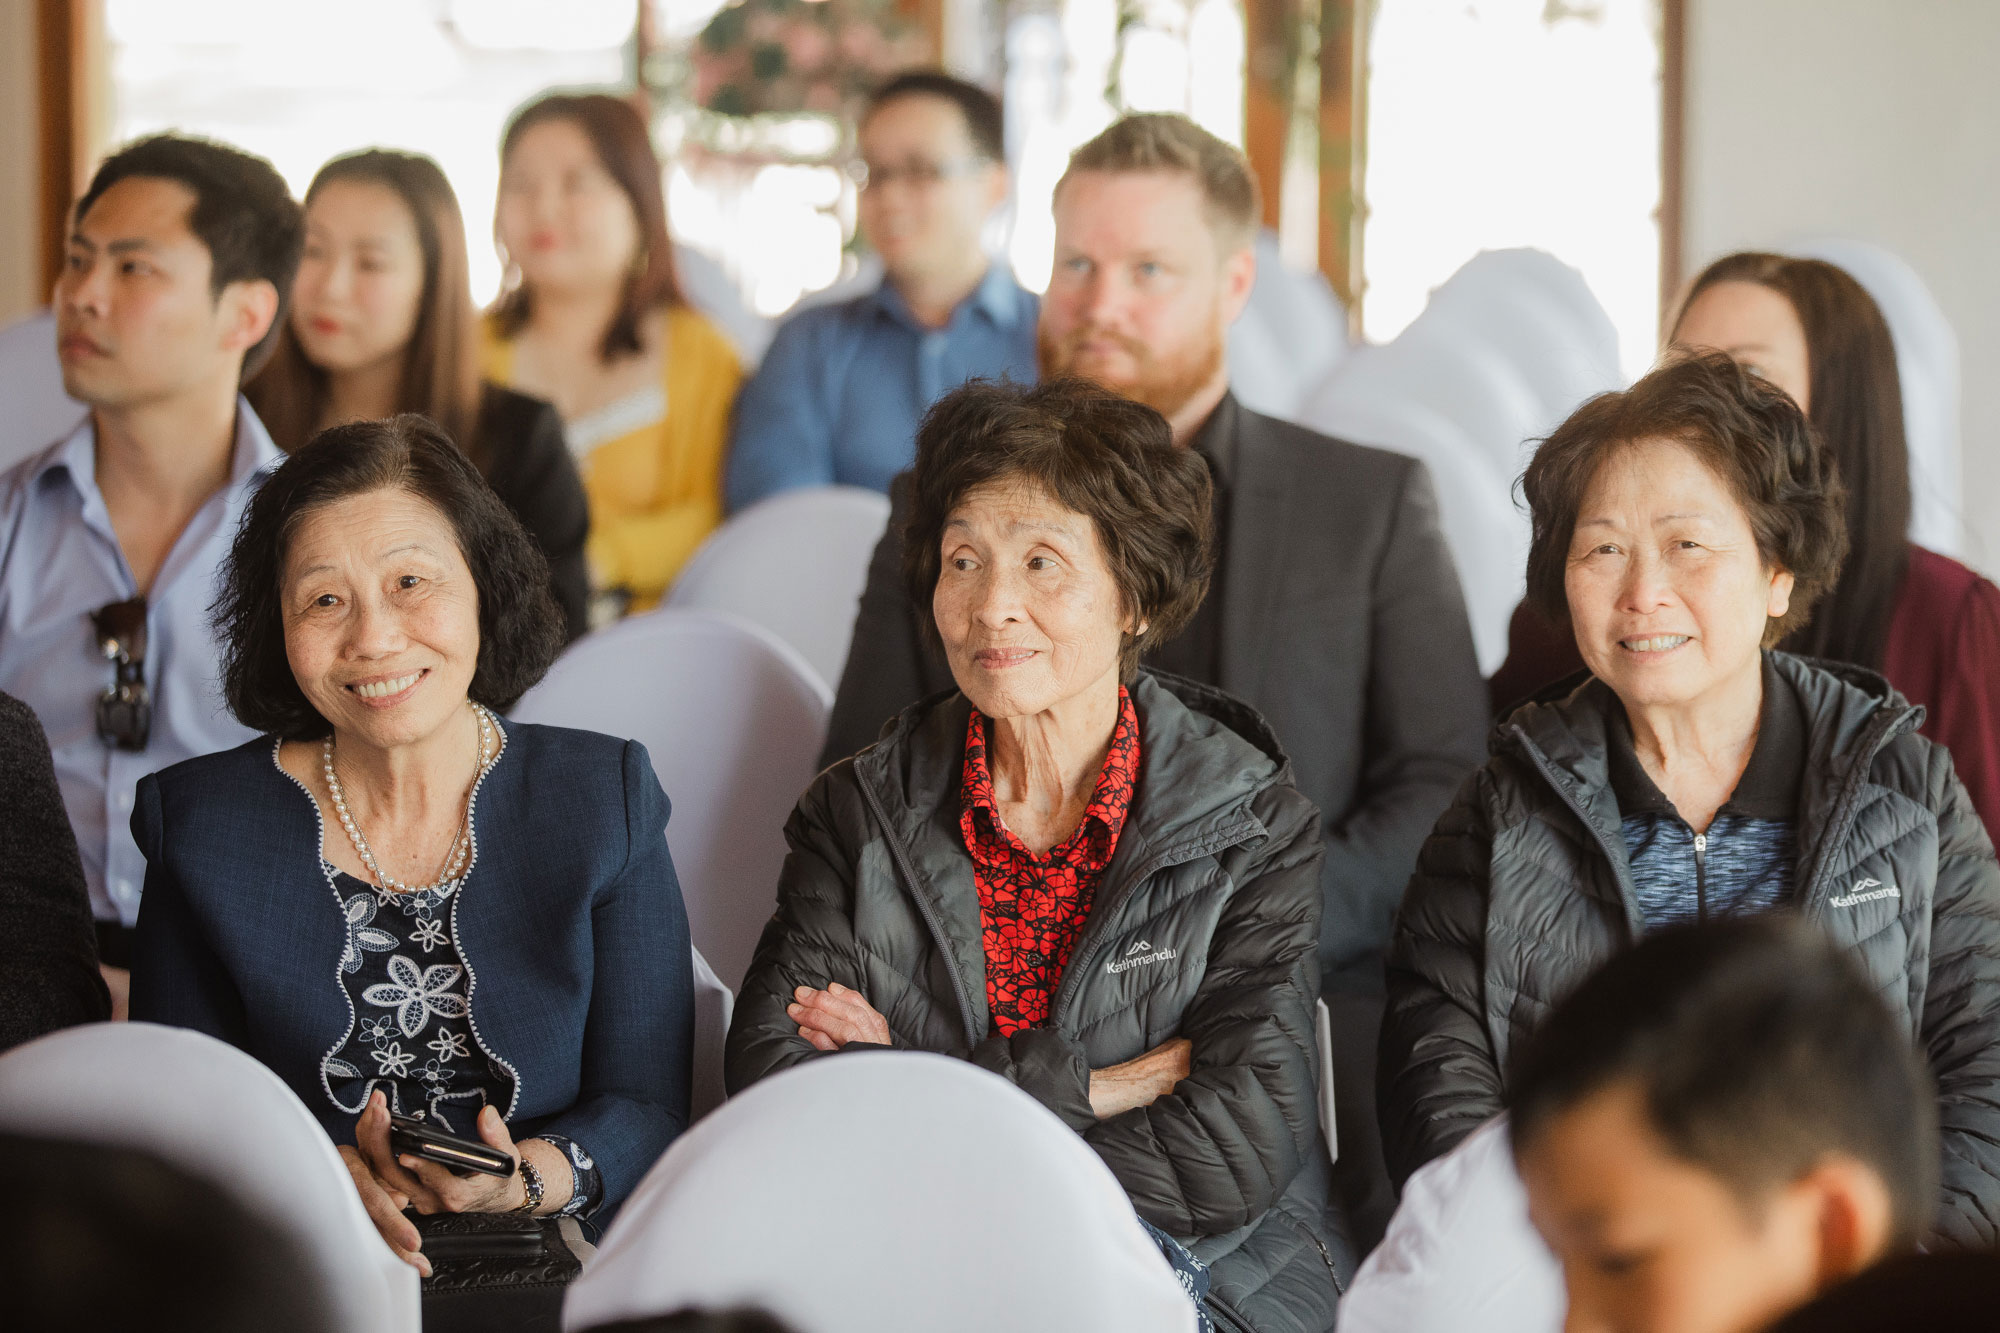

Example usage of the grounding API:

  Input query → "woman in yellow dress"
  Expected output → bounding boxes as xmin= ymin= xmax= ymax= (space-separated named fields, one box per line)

xmin=485 ymin=92 xmax=741 ymax=618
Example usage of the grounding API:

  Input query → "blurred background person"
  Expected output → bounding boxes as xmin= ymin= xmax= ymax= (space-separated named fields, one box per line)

xmin=579 ymin=1314 xmax=797 ymax=1333
xmin=1764 ymin=1252 xmax=2000 ymax=1333
xmin=1511 ymin=918 xmax=1938 ymax=1333
xmin=724 ymin=70 xmax=1035 ymax=512
xmin=249 ymin=149 xmax=591 ymax=641
xmin=0 ymin=134 xmax=301 ymax=1018
xmin=131 ymin=418 xmax=694 ymax=1274
xmin=485 ymin=92 xmax=740 ymax=618
xmin=1491 ymin=253 xmax=2000 ymax=839
xmin=0 ymin=690 xmax=111 ymax=1049
xmin=6 ymin=1133 xmax=335 ymax=1333
xmin=1382 ymin=352 xmax=2000 ymax=1247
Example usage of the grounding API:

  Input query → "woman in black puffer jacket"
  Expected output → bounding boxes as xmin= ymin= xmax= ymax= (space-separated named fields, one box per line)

xmin=1381 ymin=352 xmax=2000 ymax=1249
xmin=727 ymin=379 xmax=1345 ymax=1333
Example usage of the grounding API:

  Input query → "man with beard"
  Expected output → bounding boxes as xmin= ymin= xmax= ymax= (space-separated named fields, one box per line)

xmin=820 ymin=112 xmax=1487 ymax=1246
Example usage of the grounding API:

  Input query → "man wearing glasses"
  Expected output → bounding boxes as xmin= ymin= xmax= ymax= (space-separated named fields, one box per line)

xmin=0 ymin=135 xmax=302 ymax=1014
xmin=723 ymin=70 xmax=1038 ymax=511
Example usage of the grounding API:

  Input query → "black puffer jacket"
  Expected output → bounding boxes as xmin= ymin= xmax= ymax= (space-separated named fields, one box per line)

xmin=728 ymin=671 xmax=1344 ymax=1332
xmin=1381 ymin=652 xmax=2000 ymax=1248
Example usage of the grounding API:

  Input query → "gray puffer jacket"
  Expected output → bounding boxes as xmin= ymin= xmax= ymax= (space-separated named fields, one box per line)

xmin=1381 ymin=652 xmax=2000 ymax=1249
xmin=728 ymin=671 xmax=1345 ymax=1332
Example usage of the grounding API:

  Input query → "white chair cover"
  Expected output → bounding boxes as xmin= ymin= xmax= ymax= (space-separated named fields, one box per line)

xmin=1229 ymin=229 xmax=1352 ymax=423
xmin=511 ymin=608 xmax=831 ymax=991
xmin=563 ymin=1051 xmax=1195 ymax=1333
xmin=1300 ymin=248 xmax=1624 ymax=674
xmin=1337 ymin=1116 xmax=1564 ymax=1333
xmin=1314 ymin=996 xmax=1339 ymax=1164
xmin=674 ymin=242 xmax=775 ymax=370
xmin=1788 ymin=238 xmax=1964 ymax=557
xmin=0 ymin=309 xmax=88 ymax=473
xmin=668 ymin=486 xmax=893 ymax=694
xmin=1301 ymin=391 xmax=1526 ymax=675
xmin=689 ymin=946 xmax=734 ymax=1125
xmin=0 ymin=1022 xmax=420 ymax=1333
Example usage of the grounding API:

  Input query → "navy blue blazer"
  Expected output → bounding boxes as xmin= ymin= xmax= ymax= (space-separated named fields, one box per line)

xmin=128 ymin=720 xmax=693 ymax=1224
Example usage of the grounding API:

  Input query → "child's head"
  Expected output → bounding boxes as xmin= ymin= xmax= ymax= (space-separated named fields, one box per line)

xmin=1508 ymin=917 xmax=1936 ymax=1333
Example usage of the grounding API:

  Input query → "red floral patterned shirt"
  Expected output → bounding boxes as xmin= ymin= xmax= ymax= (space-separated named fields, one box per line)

xmin=959 ymin=687 xmax=1141 ymax=1037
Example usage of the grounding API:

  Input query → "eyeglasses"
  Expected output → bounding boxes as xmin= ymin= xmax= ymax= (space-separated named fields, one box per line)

xmin=846 ymin=157 xmax=990 ymax=192
xmin=91 ymin=596 xmax=151 ymax=751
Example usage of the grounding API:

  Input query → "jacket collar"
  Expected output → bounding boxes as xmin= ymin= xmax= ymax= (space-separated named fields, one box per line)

xmin=1498 ymin=651 xmax=1925 ymax=922
xmin=1604 ymin=655 xmax=1808 ymax=822
xmin=847 ymin=670 xmax=1293 ymax=1040
xmin=852 ymin=668 xmax=1292 ymax=846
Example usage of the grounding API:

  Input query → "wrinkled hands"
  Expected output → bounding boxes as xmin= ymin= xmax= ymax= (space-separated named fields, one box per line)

xmin=788 ymin=982 xmax=890 ymax=1051
xmin=343 ymin=1090 xmax=552 ymax=1276
xmin=1088 ymin=1037 xmax=1193 ymax=1120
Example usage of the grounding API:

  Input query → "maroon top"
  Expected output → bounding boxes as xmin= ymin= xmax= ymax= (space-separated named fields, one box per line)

xmin=959 ymin=687 xmax=1141 ymax=1037
xmin=1488 ymin=544 xmax=2000 ymax=839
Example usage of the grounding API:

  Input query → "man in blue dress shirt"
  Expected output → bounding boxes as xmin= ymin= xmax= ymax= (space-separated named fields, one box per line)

xmin=0 ymin=135 xmax=302 ymax=1013
xmin=723 ymin=71 xmax=1039 ymax=510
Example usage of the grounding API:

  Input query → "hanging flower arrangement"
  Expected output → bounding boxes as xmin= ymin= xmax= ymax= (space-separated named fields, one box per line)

xmin=694 ymin=0 xmax=931 ymax=121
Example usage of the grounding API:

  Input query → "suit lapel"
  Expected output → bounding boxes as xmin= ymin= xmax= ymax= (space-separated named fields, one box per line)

xmin=1218 ymin=406 xmax=1300 ymax=704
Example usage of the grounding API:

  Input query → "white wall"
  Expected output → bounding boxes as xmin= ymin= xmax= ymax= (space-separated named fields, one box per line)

xmin=0 ymin=0 xmax=41 ymax=323
xmin=1683 ymin=0 xmax=2000 ymax=576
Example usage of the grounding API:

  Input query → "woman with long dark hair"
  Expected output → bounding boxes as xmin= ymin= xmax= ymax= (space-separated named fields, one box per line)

xmin=248 ymin=149 xmax=590 ymax=640
xmin=1491 ymin=253 xmax=2000 ymax=834
xmin=485 ymin=93 xmax=742 ymax=615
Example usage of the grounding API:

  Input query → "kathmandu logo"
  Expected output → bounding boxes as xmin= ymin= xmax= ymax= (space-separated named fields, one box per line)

xmin=1108 ymin=938 xmax=1177 ymax=974
xmin=1830 ymin=877 xmax=1900 ymax=908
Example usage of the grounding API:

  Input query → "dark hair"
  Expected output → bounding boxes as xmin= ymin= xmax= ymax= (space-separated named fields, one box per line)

xmin=1508 ymin=917 xmax=1939 ymax=1253
xmin=1522 ymin=350 xmax=1849 ymax=646
xmin=1058 ymin=114 xmax=1259 ymax=253
xmin=864 ymin=69 xmax=1005 ymax=162
xmin=581 ymin=1311 xmax=799 ymax=1333
xmin=4 ymin=1133 xmax=333 ymax=1333
xmin=490 ymin=93 xmax=682 ymax=362
xmin=215 ymin=414 xmax=564 ymax=738
xmin=249 ymin=150 xmax=485 ymax=469
xmin=1673 ymin=253 xmax=1912 ymax=669
xmin=1764 ymin=1252 xmax=2000 ymax=1333
xmin=75 ymin=133 xmax=304 ymax=379
xmin=902 ymin=378 xmax=1213 ymax=680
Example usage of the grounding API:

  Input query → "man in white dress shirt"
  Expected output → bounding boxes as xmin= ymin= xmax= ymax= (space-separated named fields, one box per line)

xmin=0 ymin=134 xmax=302 ymax=1013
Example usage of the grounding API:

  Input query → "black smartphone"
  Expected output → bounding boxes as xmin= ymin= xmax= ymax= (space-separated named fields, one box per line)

xmin=388 ymin=1113 xmax=516 ymax=1179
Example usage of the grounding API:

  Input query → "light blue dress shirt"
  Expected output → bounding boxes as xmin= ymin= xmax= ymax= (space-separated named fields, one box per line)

xmin=723 ymin=264 xmax=1040 ymax=511
xmin=0 ymin=400 xmax=278 ymax=923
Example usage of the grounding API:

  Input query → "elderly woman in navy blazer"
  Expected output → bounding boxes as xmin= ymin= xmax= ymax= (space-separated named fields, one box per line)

xmin=130 ymin=414 xmax=692 ymax=1275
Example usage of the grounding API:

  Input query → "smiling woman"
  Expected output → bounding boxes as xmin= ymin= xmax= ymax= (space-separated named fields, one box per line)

xmin=128 ymin=415 xmax=696 ymax=1286
xmin=1378 ymin=352 xmax=2000 ymax=1251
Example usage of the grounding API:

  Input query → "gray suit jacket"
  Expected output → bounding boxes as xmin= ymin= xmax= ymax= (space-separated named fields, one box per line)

xmin=820 ymin=394 xmax=1489 ymax=988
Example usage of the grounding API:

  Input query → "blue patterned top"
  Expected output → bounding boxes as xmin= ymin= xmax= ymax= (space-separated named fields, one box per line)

xmin=321 ymin=867 xmax=601 ymax=1216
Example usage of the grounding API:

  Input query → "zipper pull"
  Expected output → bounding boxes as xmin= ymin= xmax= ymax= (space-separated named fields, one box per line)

xmin=1694 ymin=832 xmax=1707 ymax=853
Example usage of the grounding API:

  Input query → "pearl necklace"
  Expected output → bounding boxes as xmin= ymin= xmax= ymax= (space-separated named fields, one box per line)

xmin=323 ymin=704 xmax=496 ymax=896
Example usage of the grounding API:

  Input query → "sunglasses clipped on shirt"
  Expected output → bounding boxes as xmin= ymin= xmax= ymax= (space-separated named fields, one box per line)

xmin=91 ymin=596 xmax=151 ymax=751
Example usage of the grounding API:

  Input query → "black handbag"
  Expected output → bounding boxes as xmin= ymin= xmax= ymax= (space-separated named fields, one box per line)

xmin=414 ymin=1213 xmax=585 ymax=1333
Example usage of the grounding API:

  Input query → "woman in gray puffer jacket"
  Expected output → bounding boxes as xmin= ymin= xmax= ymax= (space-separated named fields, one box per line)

xmin=1381 ymin=353 xmax=2000 ymax=1249
xmin=727 ymin=380 xmax=1345 ymax=1333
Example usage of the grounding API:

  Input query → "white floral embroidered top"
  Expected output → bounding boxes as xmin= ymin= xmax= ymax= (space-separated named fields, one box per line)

xmin=321 ymin=867 xmax=600 ymax=1216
